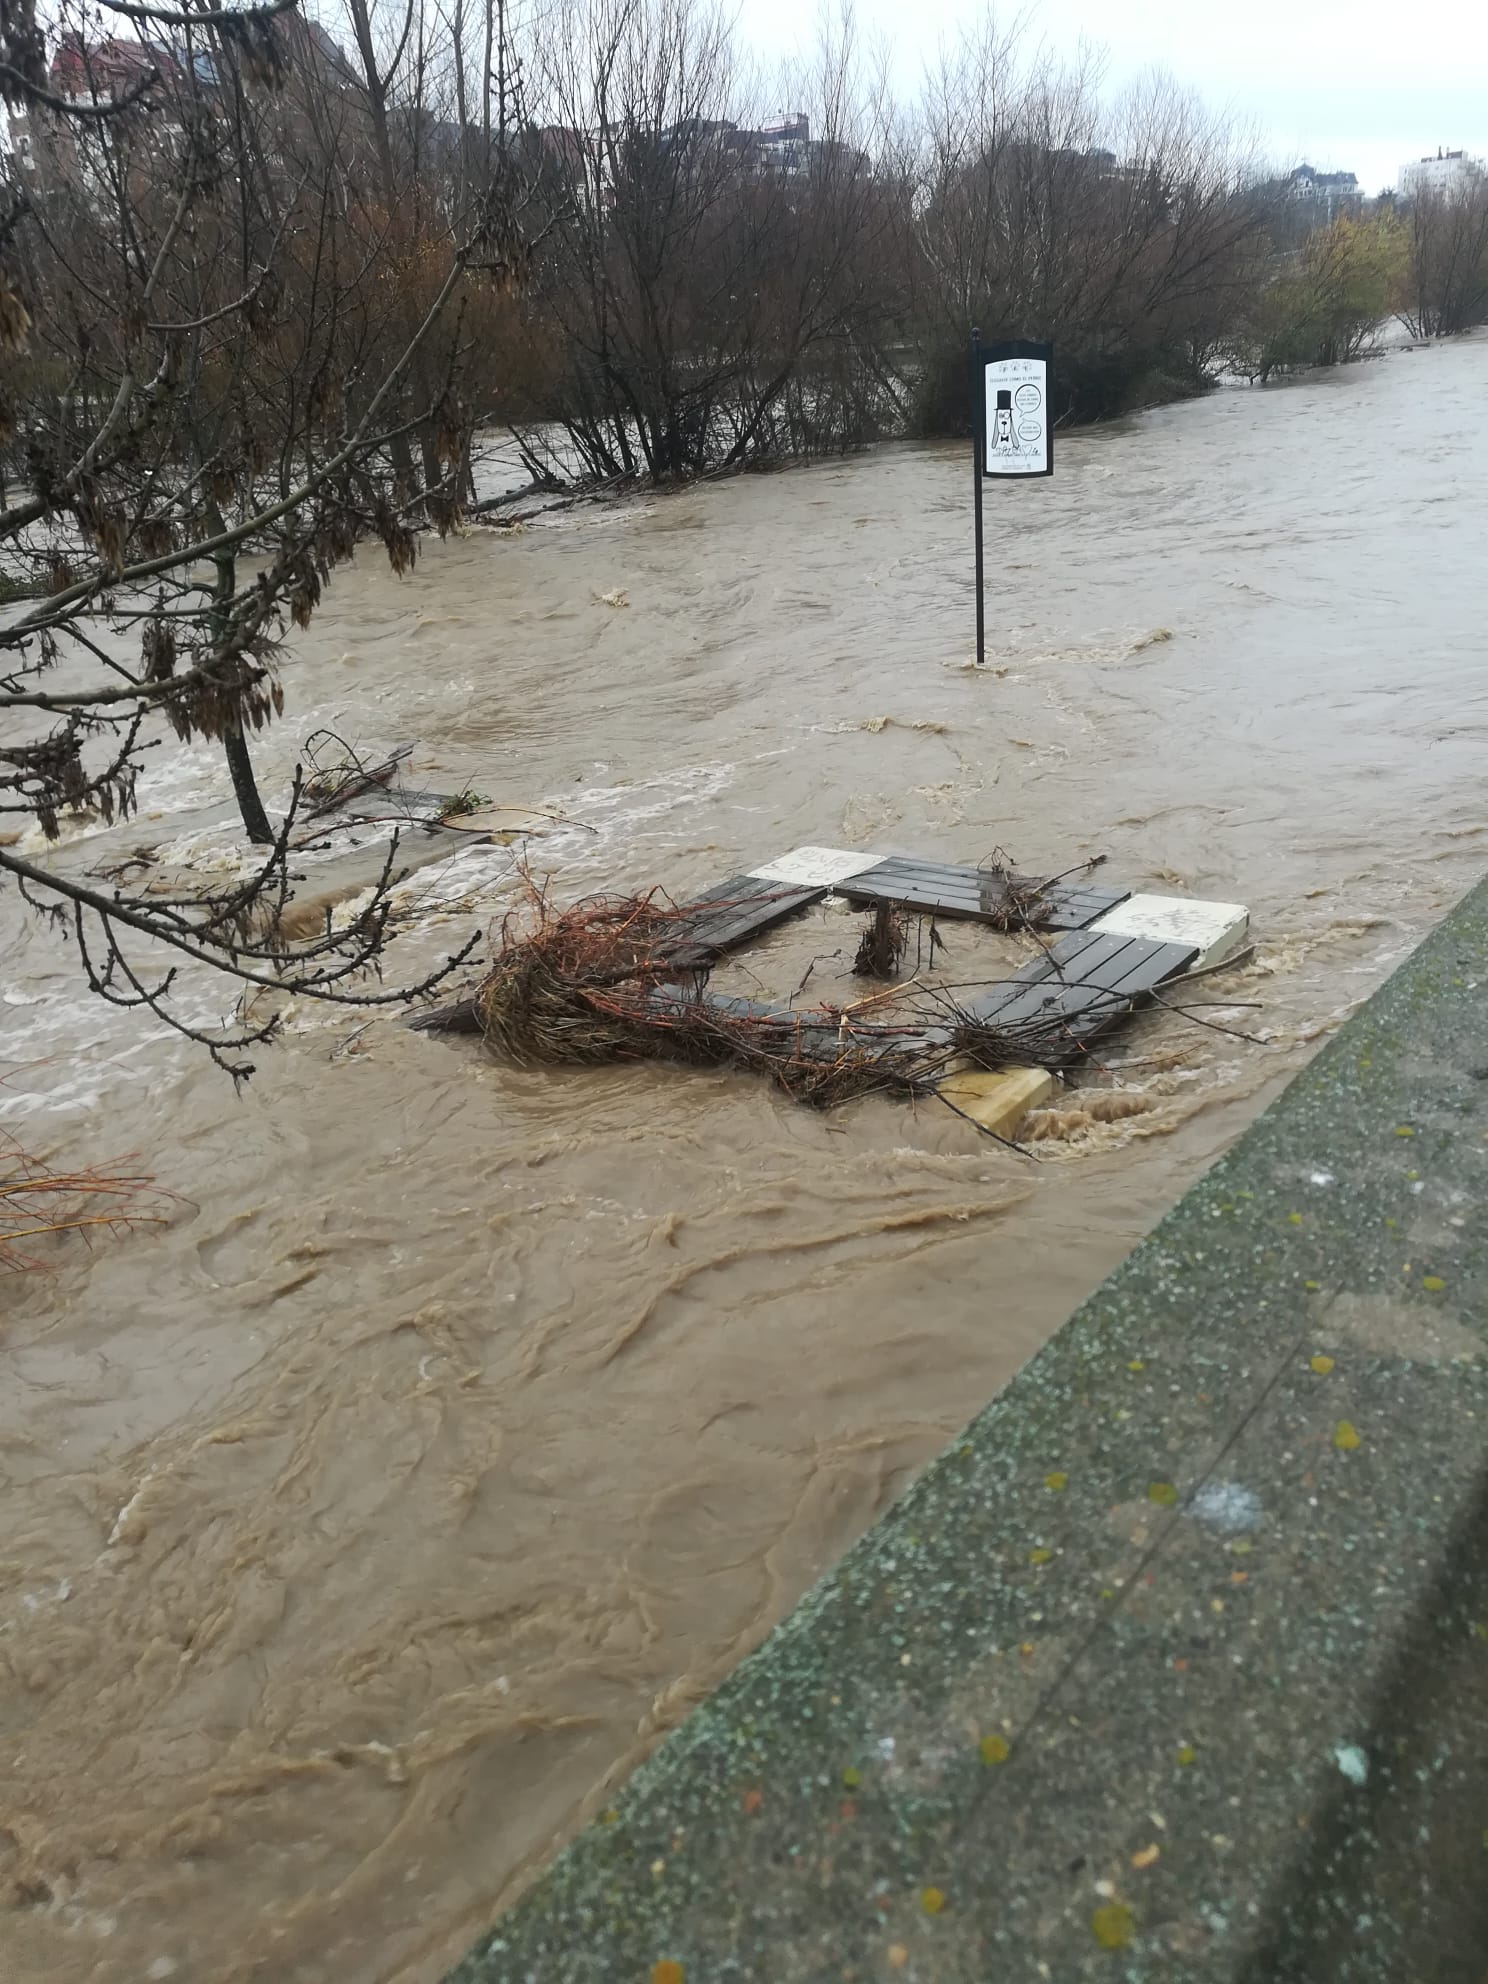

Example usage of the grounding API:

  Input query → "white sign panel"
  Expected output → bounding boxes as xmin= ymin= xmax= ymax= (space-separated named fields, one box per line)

xmin=747 ymin=846 xmax=887 ymax=888
xmin=1090 ymin=894 xmax=1250 ymax=970
xmin=983 ymin=351 xmax=1051 ymax=478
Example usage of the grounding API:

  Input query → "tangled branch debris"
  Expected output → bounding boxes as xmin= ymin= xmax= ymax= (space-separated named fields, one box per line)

xmin=415 ymin=881 xmax=1170 ymax=1116
xmin=853 ymin=903 xmax=908 ymax=979
xmin=1 ymin=1133 xmax=170 ymax=1271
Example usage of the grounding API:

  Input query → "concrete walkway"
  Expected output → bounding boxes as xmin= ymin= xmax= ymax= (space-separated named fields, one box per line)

xmin=447 ymin=876 xmax=1488 ymax=1983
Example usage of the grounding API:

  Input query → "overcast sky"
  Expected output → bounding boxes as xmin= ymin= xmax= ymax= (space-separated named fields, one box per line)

xmin=737 ymin=0 xmax=1488 ymax=194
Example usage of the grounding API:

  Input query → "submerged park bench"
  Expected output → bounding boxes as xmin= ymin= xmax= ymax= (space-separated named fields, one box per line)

xmin=444 ymin=870 xmax=1488 ymax=1983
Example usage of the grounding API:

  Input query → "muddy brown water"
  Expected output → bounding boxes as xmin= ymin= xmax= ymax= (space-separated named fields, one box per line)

xmin=4 ymin=336 xmax=1487 ymax=1982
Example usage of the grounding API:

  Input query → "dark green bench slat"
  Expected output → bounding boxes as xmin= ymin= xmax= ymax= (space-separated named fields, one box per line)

xmin=666 ymin=877 xmax=825 ymax=967
xmin=839 ymin=859 xmax=1128 ymax=932
xmin=964 ymin=930 xmax=1197 ymax=1047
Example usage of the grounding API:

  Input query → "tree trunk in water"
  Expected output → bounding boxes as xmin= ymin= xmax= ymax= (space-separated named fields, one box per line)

xmin=204 ymin=508 xmax=274 ymax=845
xmin=223 ymin=725 xmax=274 ymax=844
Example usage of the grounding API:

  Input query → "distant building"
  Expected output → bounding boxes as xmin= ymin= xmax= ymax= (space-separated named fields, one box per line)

xmin=1399 ymin=149 xmax=1485 ymax=199
xmin=6 ymin=21 xmax=364 ymax=207
xmin=5 ymin=36 xmax=180 ymax=199
xmin=1286 ymin=163 xmax=1361 ymax=222
xmin=751 ymin=112 xmax=810 ymax=176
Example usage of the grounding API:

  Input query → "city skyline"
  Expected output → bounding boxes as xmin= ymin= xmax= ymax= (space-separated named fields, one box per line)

xmin=736 ymin=0 xmax=1487 ymax=198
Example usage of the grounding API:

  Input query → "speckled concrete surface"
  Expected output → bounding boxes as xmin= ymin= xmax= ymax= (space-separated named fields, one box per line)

xmin=446 ymin=877 xmax=1488 ymax=1984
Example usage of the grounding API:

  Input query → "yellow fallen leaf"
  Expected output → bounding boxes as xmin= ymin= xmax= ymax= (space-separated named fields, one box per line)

xmin=1131 ymin=1843 xmax=1161 ymax=1870
xmin=1423 ymin=1276 xmax=1446 ymax=1293
xmin=653 ymin=1964 xmax=685 ymax=1984
xmin=1334 ymin=1421 xmax=1361 ymax=1451
xmin=1288 ymin=1212 xmax=1304 ymax=1226
xmin=887 ymin=1949 xmax=909 ymax=1971
xmin=1395 ymin=1126 xmax=1415 ymax=1137
xmin=980 ymin=1733 xmax=1010 ymax=1765
xmin=1310 ymin=1355 xmax=1335 ymax=1375
xmin=1127 ymin=1358 xmax=1146 ymax=1372
xmin=921 ymin=1886 xmax=946 ymax=1916
xmin=1148 ymin=1482 xmax=1179 ymax=1506
xmin=842 ymin=1766 xmax=861 ymax=1789
xmin=1092 ymin=1902 xmax=1135 ymax=1948
xmin=1045 ymin=1470 xmax=1069 ymax=1492
xmin=1029 ymin=1547 xmax=1053 ymax=1565
xmin=1177 ymin=1745 xmax=1197 ymax=1766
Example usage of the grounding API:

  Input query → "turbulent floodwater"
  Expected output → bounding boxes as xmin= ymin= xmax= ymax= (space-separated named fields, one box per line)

xmin=4 ymin=335 xmax=1487 ymax=1983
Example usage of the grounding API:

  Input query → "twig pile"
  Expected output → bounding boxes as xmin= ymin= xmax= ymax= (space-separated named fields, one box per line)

xmin=431 ymin=882 xmax=1127 ymax=1108
xmin=1 ymin=1135 xmax=169 ymax=1272
xmin=853 ymin=903 xmax=908 ymax=978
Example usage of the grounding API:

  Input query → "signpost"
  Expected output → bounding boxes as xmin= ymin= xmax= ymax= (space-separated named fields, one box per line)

xmin=971 ymin=332 xmax=1053 ymax=668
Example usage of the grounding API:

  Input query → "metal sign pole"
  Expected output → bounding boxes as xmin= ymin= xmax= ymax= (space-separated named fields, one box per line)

xmin=971 ymin=326 xmax=985 ymax=670
xmin=970 ymin=335 xmax=1054 ymax=671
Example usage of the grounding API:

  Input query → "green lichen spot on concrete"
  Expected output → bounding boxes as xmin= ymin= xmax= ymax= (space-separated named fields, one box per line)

xmin=1092 ymin=1901 xmax=1135 ymax=1949
xmin=980 ymin=1732 xmax=1010 ymax=1765
xmin=920 ymin=1886 xmax=946 ymax=1916
xmin=1045 ymin=1471 xmax=1068 ymax=1492
xmin=842 ymin=1766 xmax=861 ymax=1789
xmin=1147 ymin=1482 xmax=1179 ymax=1506
xmin=1334 ymin=1421 xmax=1362 ymax=1451
xmin=1423 ymin=1275 xmax=1446 ymax=1292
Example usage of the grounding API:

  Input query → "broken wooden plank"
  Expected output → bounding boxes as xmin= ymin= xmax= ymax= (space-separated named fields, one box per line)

xmin=1038 ymin=882 xmax=1132 ymax=930
xmin=963 ymin=929 xmax=1198 ymax=1051
xmin=666 ymin=876 xmax=826 ymax=969
xmin=838 ymin=856 xmax=1129 ymax=932
xmin=644 ymin=987 xmax=950 ymax=1066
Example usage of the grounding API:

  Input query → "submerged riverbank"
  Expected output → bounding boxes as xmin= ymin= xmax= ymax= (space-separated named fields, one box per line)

xmin=3 ymin=334 xmax=1486 ymax=1983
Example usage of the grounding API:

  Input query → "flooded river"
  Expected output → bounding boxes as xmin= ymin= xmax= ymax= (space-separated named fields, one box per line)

xmin=4 ymin=335 xmax=1486 ymax=1982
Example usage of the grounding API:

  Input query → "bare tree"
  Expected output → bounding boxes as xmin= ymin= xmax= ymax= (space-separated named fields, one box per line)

xmin=1 ymin=0 xmax=530 ymax=1072
xmin=908 ymin=34 xmax=1269 ymax=429
xmin=517 ymin=0 xmax=899 ymax=482
xmin=1403 ymin=180 xmax=1488 ymax=339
